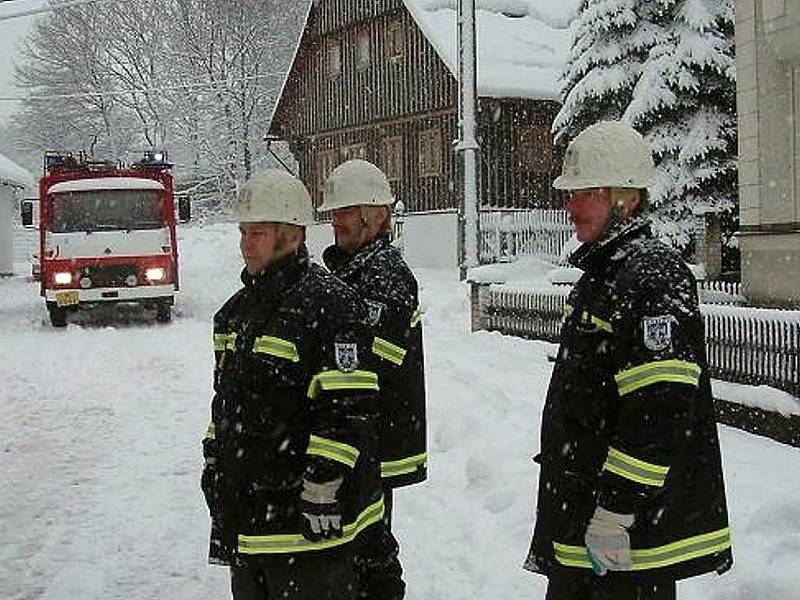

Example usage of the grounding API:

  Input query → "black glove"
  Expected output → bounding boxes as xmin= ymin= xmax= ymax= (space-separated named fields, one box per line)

xmin=299 ymin=476 xmax=344 ymax=542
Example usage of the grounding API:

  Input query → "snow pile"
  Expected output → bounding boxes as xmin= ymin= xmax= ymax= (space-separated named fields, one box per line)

xmin=403 ymin=0 xmax=580 ymax=99
xmin=0 ymin=223 xmax=799 ymax=599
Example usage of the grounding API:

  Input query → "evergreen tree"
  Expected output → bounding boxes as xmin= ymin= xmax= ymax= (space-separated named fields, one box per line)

xmin=553 ymin=0 xmax=671 ymax=144
xmin=624 ymin=0 xmax=737 ymax=258
xmin=556 ymin=0 xmax=737 ymax=262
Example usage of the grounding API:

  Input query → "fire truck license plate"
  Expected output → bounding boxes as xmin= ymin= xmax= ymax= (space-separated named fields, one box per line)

xmin=56 ymin=291 xmax=79 ymax=307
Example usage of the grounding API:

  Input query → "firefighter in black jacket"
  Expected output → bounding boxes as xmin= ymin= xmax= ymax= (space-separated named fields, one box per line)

xmin=318 ymin=160 xmax=427 ymax=600
xmin=201 ymin=170 xmax=383 ymax=600
xmin=524 ymin=122 xmax=732 ymax=600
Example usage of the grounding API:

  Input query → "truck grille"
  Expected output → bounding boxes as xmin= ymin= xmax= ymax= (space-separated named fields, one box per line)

xmin=79 ymin=264 xmax=138 ymax=288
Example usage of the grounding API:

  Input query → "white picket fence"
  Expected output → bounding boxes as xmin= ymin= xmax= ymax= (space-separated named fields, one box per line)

xmin=479 ymin=209 xmax=572 ymax=265
xmin=471 ymin=282 xmax=800 ymax=398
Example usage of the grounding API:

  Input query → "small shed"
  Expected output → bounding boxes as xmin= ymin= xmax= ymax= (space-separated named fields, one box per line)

xmin=0 ymin=153 xmax=34 ymax=276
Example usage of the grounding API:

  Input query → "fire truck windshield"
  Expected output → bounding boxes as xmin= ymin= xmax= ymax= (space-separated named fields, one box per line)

xmin=50 ymin=189 xmax=164 ymax=233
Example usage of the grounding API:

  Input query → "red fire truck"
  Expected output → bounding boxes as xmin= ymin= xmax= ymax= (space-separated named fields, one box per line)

xmin=21 ymin=151 xmax=189 ymax=327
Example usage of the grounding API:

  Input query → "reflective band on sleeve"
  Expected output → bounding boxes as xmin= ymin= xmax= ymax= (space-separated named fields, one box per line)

xmin=204 ymin=422 xmax=215 ymax=441
xmin=582 ymin=311 xmax=613 ymax=333
xmin=213 ymin=333 xmax=237 ymax=352
xmin=410 ymin=307 xmax=422 ymax=328
xmin=564 ymin=303 xmax=574 ymax=317
xmin=307 ymin=370 xmax=379 ymax=399
xmin=306 ymin=434 xmax=360 ymax=469
xmin=381 ymin=452 xmax=427 ymax=478
xmin=238 ymin=497 xmax=384 ymax=554
xmin=603 ymin=447 xmax=669 ymax=487
xmin=554 ymin=527 xmax=731 ymax=571
xmin=372 ymin=337 xmax=407 ymax=366
xmin=253 ymin=336 xmax=300 ymax=362
xmin=615 ymin=359 xmax=702 ymax=396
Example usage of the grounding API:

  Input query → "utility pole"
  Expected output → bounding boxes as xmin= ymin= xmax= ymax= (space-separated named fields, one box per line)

xmin=457 ymin=0 xmax=480 ymax=279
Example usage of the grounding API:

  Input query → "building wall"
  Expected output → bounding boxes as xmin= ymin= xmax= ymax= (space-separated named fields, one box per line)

xmin=272 ymin=0 xmax=561 ymax=216
xmin=737 ymin=0 xmax=800 ymax=306
xmin=0 ymin=186 xmax=14 ymax=275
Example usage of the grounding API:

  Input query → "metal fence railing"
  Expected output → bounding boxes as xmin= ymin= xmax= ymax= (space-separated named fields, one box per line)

xmin=471 ymin=282 xmax=800 ymax=398
xmin=479 ymin=209 xmax=572 ymax=265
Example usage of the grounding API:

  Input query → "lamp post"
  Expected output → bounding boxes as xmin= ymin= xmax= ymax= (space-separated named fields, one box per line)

xmin=457 ymin=0 xmax=480 ymax=278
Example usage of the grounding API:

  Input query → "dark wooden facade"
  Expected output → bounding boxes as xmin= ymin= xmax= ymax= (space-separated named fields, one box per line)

xmin=269 ymin=0 xmax=562 ymax=212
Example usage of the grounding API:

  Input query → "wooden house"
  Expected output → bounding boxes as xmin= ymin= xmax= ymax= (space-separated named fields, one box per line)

xmin=268 ymin=0 xmax=576 ymax=214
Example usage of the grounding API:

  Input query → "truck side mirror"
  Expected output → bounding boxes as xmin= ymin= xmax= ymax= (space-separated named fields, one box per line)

xmin=21 ymin=201 xmax=34 ymax=227
xmin=178 ymin=197 xmax=191 ymax=223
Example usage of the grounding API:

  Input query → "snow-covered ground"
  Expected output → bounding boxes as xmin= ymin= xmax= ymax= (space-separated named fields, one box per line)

xmin=1 ymin=223 xmax=799 ymax=600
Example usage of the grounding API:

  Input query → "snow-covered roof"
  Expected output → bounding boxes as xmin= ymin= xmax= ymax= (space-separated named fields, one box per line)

xmin=0 ymin=152 xmax=33 ymax=189
xmin=402 ymin=0 xmax=579 ymax=100
xmin=48 ymin=177 xmax=165 ymax=194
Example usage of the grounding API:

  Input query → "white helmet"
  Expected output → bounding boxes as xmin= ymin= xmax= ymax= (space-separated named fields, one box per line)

xmin=232 ymin=170 xmax=314 ymax=226
xmin=318 ymin=159 xmax=394 ymax=212
xmin=553 ymin=121 xmax=657 ymax=190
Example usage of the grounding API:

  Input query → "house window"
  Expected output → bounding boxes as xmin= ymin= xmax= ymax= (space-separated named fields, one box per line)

xmin=387 ymin=19 xmax=404 ymax=60
xmin=516 ymin=123 xmax=554 ymax=174
xmin=343 ymin=143 xmax=367 ymax=161
xmin=356 ymin=27 xmax=371 ymax=70
xmin=418 ymin=128 xmax=442 ymax=177
xmin=317 ymin=149 xmax=338 ymax=191
xmin=382 ymin=136 xmax=403 ymax=181
xmin=327 ymin=39 xmax=342 ymax=78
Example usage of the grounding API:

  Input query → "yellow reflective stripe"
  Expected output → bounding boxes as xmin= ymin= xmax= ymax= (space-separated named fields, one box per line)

xmin=410 ymin=306 xmax=422 ymax=328
xmin=306 ymin=434 xmax=360 ymax=469
xmin=381 ymin=452 xmax=427 ymax=478
xmin=307 ymin=370 xmax=379 ymax=399
xmin=204 ymin=422 xmax=215 ymax=441
xmin=213 ymin=333 xmax=236 ymax=351
xmin=630 ymin=527 xmax=731 ymax=569
xmin=372 ymin=336 xmax=407 ymax=366
xmin=615 ymin=360 xmax=702 ymax=396
xmin=553 ymin=527 xmax=731 ymax=571
xmin=582 ymin=311 xmax=613 ymax=333
xmin=253 ymin=336 xmax=299 ymax=362
xmin=564 ymin=304 xmax=574 ymax=318
xmin=603 ymin=447 xmax=670 ymax=487
xmin=238 ymin=497 xmax=384 ymax=554
xmin=553 ymin=541 xmax=593 ymax=568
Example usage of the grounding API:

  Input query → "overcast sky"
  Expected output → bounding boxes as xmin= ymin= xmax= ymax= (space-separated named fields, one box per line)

xmin=0 ymin=1 xmax=45 ymax=123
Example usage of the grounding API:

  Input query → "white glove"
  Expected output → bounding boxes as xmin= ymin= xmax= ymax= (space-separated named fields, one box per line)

xmin=299 ymin=476 xmax=344 ymax=542
xmin=585 ymin=506 xmax=635 ymax=575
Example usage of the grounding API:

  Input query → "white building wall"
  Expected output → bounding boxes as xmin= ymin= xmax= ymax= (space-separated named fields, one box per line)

xmin=0 ymin=186 xmax=14 ymax=276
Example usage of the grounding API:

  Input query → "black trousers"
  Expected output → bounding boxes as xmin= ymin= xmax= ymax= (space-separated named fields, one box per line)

xmin=352 ymin=485 xmax=405 ymax=600
xmin=545 ymin=570 xmax=677 ymax=600
xmin=230 ymin=547 xmax=356 ymax=600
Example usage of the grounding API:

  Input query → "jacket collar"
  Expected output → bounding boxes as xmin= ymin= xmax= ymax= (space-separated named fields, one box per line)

xmin=323 ymin=233 xmax=391 ymax=279
xmin=241 ymin=243 xmax=310 ymax=302
xmin=568 ymin=216 xmax=651 ymax=272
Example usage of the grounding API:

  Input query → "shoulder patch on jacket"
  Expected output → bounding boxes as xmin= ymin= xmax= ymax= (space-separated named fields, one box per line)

xmin=335 ymin=342 xmax=359 ymax=372
xmin=365 ymin=299 xmax=385 ymax=327
xmin=643 ymin=315 xmax=676 ymax=351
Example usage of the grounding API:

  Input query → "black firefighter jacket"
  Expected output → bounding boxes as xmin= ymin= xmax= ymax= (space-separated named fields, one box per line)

xmin=525 ymin=218 xmax=733 ymax=583
xmin=201 ymin=245 xmax=383 ymax=564
xmin=323 ymin=233 xmax=428 ymax=489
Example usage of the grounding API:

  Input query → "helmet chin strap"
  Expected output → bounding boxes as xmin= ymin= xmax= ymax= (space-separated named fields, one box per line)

xmin=599 ymin=192 xmax=629 ymax=241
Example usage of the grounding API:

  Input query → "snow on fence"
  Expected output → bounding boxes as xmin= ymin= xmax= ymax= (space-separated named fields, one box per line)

xmin=471 ymin=282 xmax=800 ymax=398
xmin=697 ymin=280 xmax=745 ymax=305
xmin=479 ymin=209 xmax=572 ymax=265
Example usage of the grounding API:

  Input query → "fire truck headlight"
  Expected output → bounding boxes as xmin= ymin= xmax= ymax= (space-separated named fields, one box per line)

xmin=125 ymin=274 xmax=138 ymax=287
xmin=145 ymin=267 xmax=166 ymax=282
xmin=54 ymin=272 xmax=73 ymax=285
